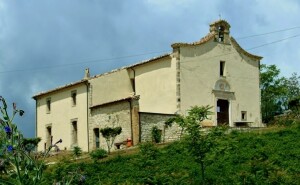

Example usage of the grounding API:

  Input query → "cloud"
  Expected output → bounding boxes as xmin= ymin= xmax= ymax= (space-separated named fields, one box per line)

xmin=0 ymin=0 xmax=299 ymax=137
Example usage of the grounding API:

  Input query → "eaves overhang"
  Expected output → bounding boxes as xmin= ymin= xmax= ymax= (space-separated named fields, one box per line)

xmin=32 ymin=80 xmax=88 ymax=100
xmin=89 ymin=95 xmax=140 ymax=109
xmin=171 ymin=33 xmax=216 ymax=48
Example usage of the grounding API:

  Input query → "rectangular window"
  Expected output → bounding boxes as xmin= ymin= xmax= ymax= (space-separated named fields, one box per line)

xmin=71 ymin=120 xmax=78 ymax=145
xmin=220 ymin=61 xmax=225 ymax=76
xmin=46 ymin=98 xmax=51 ymax=113
xmin=71 ymin=90 xmax=77 ymax=106
xmin=241 ymin=111 xmax=247 ymax=121
xmin=46 ymin=125 xmax=52 ymax=148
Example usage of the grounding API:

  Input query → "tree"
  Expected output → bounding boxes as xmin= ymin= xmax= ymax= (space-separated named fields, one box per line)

xmin=166 ymin=105 xmax=216 ymax=184
xmin=288 ymin=96 xmax=300 ymax=117
xmin=260 ymin=64 xmax=300 ymax=123
xmin=284 ymin=73 xmax=300 ymax=109
xmin=100 ymin=127 xmax=122 ymax=154
xmin=285 ymin=73 xmax=300 ymax=111
xmin=260 ymin=64 xmax=287 ymax=123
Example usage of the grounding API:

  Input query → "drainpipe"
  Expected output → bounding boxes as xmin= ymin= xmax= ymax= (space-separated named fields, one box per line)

xmin=128 ymin=99 xmax=133 ymax=145
xmin=129 ymin=67 xmax=137 ymax=144
xmin=85 ymin=81 xmax=90 ymax=152
xmin=130 ymin=68 xmax=136 ymax=95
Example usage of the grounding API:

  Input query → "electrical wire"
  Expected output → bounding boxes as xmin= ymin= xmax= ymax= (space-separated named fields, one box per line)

xmin=0 ymin=50 xmax=170 ymax=74
xmin=0 ymin=26 xmax=299 ymax=74
xmin=235 ymin=26 xmax=300 ymax=40
xmin=181 ymin=33 xmax=300 ymax=65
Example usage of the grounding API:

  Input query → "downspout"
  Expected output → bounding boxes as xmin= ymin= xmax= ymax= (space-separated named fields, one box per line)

xmin=128 ymin=99 xmax=133 ymax=145
xmin=130 ymin=68 xmax=136 ymax=95
xmin=258 ymin=60 xmax=262 ymax=127
xmin=85 ymin=81 xmax=90 ymax=152
xmin=129 ymin=67 xmax=139 ymax=144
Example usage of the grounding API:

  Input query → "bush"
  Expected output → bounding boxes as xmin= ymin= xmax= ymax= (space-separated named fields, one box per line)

xmin=41 ymin=124 xmax=300 ymax=184
xmin=151 ymin=126 xmax=162 ymax=143
xmin=89 ymin=149 xmax=108 ymax=162
xmin=72 ymin=146 xmax=82 ymax=158
xmin=138 ymin=142 xmax=159 ymax=167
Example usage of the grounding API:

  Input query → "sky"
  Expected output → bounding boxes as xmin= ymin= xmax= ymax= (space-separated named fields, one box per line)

xmin=0 ymin=0 xmax=299 ymax=137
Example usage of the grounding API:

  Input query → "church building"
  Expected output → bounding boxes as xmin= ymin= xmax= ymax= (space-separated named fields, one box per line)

xmin=33 ymin=20 xmax=263 ymax=152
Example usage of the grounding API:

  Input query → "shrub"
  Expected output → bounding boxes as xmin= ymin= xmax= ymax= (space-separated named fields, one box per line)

xmin=138 ymin=142 xmax=159 ymax=167
xmin=89 ymin=149 xmax=108 ymax=162
xmin=72 ymin=146 xmax=82 ymax=159
xmin=151 ymin=126 xmax=162 ymax=143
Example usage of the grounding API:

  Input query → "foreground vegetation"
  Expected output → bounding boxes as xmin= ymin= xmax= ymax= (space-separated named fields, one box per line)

xmin=1 ymin=95 xmax=299 ymax=184
xmin=39 ymin=123 xmax=300 ymax=184
xmin=1 ymin=63 xmax=299 ymax=184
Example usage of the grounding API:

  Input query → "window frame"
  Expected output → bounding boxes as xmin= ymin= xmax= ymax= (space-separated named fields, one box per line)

xmin=71 ymin=90 xmax=77 ymax=106
xmin=46 ymin=97 xmax=51 ymax=113
xmin=241 ymin=111 xmax=247 ymax=121
xmin=71 ymin=119 xmax=78 ymax=146
xmin=220 ymin=61 xmax=225 ymax=77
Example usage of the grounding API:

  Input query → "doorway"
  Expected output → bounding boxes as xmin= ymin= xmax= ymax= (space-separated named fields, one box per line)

xmin=217 ymin=99 xmax=229 ymax=125
xmin=94 ymin=128 xmax=100 ymax=149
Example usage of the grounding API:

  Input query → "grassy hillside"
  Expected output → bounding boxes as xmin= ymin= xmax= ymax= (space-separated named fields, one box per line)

xmin=41 ymin=124 xmax=300 ymax=185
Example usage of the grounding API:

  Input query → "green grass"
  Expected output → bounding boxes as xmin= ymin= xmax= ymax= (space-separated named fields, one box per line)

xmin=40 ymin=123 xmax=300 ymax=184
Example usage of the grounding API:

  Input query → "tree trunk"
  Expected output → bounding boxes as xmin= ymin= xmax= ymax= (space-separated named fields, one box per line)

xmin=201 ymin=161 xmax=205 ymax=185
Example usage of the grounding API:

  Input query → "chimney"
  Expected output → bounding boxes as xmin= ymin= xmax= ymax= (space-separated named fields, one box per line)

xmin=84 ymin=68 xmax=90 ymax=79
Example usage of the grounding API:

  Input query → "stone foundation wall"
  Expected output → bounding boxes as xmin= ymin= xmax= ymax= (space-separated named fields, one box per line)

xmin=89 ymin=101 xmax=132 ymax=151
xmin=140 ymin=113 xmax=181 ymax=142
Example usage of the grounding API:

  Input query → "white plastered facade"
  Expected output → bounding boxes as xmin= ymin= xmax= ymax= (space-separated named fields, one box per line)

xmin=33 ymin=20 xmax=263 ymax=152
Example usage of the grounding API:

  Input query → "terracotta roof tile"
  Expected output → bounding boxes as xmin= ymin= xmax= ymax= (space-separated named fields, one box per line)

xmin=90 ymin=95 xmax=140 ymax=108
xmin=171 ymin=33 xmax=216 ymax=48
xmin=32 ymin=79 xmax=87 ymax=99
xmin=89 ymin=53 xmax=171 ymax=79
xmin=32 ymin=54 xmax=170 ymax=99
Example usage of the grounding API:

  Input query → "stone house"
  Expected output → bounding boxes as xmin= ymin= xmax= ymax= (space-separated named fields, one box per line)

xmin=33 ymin=20 xmax=263 ymax=152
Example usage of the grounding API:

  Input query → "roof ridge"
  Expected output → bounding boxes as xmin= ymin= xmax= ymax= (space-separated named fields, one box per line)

xmin=171 ymin=33 xmax=216 ymax=48
xmin=230 ymin=37 xmax=263 ymax=60
xmin=89 ymin=53 xmax=171 ymax=79
xmin=33 ymin=53 xmax=171 ymax=98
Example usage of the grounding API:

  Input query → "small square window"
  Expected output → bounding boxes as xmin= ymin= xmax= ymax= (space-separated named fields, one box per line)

xmin=46 ymin=98 xmax=51 ymax=113
xmin=71 ymin=91 xmax=77 ymax=106
xmin=241 ymin=111 xmax=247 ymax=121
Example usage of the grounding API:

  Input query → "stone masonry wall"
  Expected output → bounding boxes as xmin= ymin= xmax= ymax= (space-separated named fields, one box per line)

xmin=140 ymin=113 xmax=181 ymax=143
xmin=89 ymin=101 xmax=132 ymax=151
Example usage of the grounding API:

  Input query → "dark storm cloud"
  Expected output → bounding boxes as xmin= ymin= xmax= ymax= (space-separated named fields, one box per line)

xmin=0 ymin=1 xmax=131 ymax=136
xmin=0 ymin=0 xmax=183 ymax=137
xmin=0 ymin=0 xmax=299 ymax=137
